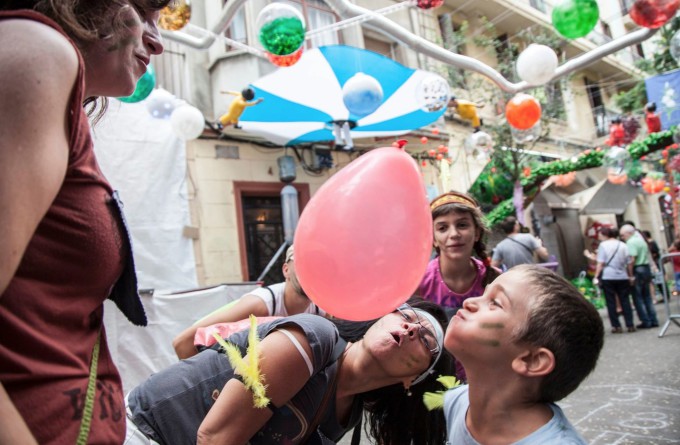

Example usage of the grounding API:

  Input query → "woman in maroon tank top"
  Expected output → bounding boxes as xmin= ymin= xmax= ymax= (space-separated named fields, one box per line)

xmin=0 ymin=1 xmax=168 ymax=443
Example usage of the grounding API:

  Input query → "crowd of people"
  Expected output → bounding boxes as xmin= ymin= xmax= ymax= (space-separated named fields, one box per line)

xmin=0 ymin=2 xmax=671 ymax=444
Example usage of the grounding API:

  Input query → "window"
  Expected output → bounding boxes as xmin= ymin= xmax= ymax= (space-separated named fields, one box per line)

xmin=224 ymin=5 xmax=247 ymax=51
xmin=529 ymin=0 xmax=547 ymax=13
xmin=277 ymin=0 xmax=340 ymax=47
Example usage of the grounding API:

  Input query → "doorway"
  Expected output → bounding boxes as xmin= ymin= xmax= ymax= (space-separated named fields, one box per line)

xmin=234 ymin=181 xmax=310 ymax=284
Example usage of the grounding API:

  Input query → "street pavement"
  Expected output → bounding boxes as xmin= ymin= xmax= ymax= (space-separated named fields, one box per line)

xmin=339 ymin=299 xmax=680 ymax=445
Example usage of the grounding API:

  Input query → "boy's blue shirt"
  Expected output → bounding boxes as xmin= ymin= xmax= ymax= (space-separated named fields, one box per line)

xmin=444 ymin=385 xmax=587 ymax=445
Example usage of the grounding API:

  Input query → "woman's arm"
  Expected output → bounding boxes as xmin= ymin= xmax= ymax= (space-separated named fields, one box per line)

xmin=0 ymin=19 xmax=78 ymax=442
xmin=0 ymin=20 xmax=75 ymax=296
xmin=197 ymin=327 xmax=315 ymax=445
xmin=173 ymin=294 xmax=269 ymax=359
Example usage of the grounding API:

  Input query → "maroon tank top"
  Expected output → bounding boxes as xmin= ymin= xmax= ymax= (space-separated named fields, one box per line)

xmin=0 ymin=10 xmax=129 ymax=444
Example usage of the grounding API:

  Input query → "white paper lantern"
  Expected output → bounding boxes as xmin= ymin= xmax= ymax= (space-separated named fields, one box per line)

xmin=146 ymin=88 xmax=176 ymax=119
xmin=170 ymin=105 xmax=205 ymax=140
xmin=417 ymin=74 xmax=450 ymax=112
xmin=516 ymin=44 xmax=558 ymax=85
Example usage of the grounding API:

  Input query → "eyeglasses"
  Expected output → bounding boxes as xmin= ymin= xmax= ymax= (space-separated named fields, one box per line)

xmin=395 ymin=304 xmax=441 ymax=355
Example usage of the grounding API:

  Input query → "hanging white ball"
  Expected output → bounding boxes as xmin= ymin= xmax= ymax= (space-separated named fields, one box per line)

xmin=516 ymin=44 xmax=558 ymax=86
xmin=146 ymin=88 xmax=177 ymax=119
xmin=170 ymin=105 xmax=205 ymax=140
xmin=417 ymin=74 xmax=450 ymax=112
xmin=342 ymin=73 xmax=383 ymax=117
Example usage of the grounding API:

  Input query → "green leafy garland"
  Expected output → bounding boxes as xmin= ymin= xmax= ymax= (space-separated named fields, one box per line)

xmin=484 ymin=128 xmax=676 ymax=227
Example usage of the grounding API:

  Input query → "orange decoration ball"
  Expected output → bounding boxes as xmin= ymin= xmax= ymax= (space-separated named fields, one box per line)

xmin=491 ymin=167 xmax=497 ymax=173
xmin=523 ymin=166 xmax=532 ymax=177
xmin=436 ymin=153 xmax=444 ymax=160
xmin=421 ymin=136 xmax=429 ymax=144
xmin=432 ymin=127 xmax=440 ymax=135
xmin=505 ymin=93 xmax=541 ymax=130
xmin=428 ymin=149 xmax=436 ymax=157
xmin=266 ymin=47 xmax=304 ymax=67
xmin=437 ymin=144 xmax=448 ymax=153
xmin=421 ymin=160 xmax=427 ymax=167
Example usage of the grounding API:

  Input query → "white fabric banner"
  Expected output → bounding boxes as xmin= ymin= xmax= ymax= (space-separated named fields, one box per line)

xmin=104 ymin=283 xmax=258 ymax=393
xmin=92 ymin=99 xmax=197 ymax=291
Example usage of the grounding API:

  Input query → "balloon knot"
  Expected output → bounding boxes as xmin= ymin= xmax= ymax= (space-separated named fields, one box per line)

xmin=392 ymin=139 xmax=408 ymax=149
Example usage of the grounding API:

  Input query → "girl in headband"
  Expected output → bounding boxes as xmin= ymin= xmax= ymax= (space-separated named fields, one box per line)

xmin=417 ymin=192 xmax=500 ymax=380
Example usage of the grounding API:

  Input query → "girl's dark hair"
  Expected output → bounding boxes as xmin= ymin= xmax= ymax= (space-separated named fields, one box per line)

xmin=3 ymin=0 xmax=171 ymax=121
xmin=331 ymin=298 xmax=454 ymax=445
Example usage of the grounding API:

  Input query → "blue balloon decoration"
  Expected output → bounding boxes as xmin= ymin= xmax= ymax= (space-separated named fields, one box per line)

xmin=118 ymin=64 xmax=156 ymax=103
xmin=342 ymin=73 xmax=383 ymax=117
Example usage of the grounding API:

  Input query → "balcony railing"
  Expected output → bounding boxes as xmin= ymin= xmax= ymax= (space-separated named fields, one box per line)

xmin=592 ymin=105 xmax=618 ymax=138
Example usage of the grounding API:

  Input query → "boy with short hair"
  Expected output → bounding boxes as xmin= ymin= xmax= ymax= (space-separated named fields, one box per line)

xmin=443 ymin=264 xmax=604 ymax=444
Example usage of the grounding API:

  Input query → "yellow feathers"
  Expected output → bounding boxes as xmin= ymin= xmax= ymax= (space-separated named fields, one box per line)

xmin=213 ymin=315 xmax=270 ymax=408
xmin=423 ymin=375 xmax=463 ymax=411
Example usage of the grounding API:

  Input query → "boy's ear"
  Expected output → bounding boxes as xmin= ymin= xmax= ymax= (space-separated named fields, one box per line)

xmin=512 ymin=347 xmax=555 ymax=377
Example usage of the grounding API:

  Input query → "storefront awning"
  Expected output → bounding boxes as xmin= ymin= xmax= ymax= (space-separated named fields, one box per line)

xmin=577 ymin=179 xmax=642 ymax=215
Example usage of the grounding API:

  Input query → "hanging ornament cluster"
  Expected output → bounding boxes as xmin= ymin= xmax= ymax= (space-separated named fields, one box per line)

xmin=516 ymin=44 xmax=558 ymax=86
xmin=417 ymin=74 xmax=450 ymax=112
xmin=146 ymin=88 xmax=177 ymax=119
xmin=602 ymin=145 xmax=632 ymax=176
xmin=629 ymin=0 xmax=680 ymax=29
xmin=118 ymin=64 xmax=156 ymax=103
xmin=416 ymin=0 xmax=445 ymax=9
xmin=551 ymin=0 xmax=600 ymax=39
xmin=511 ymin=121 xmax=542 ymax=144
xmin=641 ymin=172 xmax=666 ymax=194
xmin=257 ymin=3 xmax=306 ymax=66
xmin=158 ymin=0 xmax=192 ymax=31
xmin=342 ymin=73 xmax=384 ymax=117
xmin=170 ymin=104 xmax=205 ymax=140
xmin=506 ymin=93 xmax=541 ymax=130
xmin=464 ymin=131 xmax=494 ymax=161
xmin=266 ymin=47 xmax=304 ymax=67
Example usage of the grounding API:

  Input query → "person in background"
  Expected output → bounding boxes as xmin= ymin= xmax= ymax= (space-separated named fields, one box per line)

xmin=417 ymin=191 xmax=500 ymax=381
xmin=593 ymin=227 xmax=636 ymax=333
xmin=645 ymin=102 xmax=662 ymax=134
xmin=173 ymin=245 xmax=325 ymax=359
xmin=0 ymin=1 xmax=167 ymax=443
xmin=126 ymin=299 xmax=453 ymax=445
xmin=491 ymin=216 xmax=550 ymax=271
xmin=669 ymin=239 xmax=680 ymax=298
xmin=620 ymin=225 xmax=659 ymax=329
xmin=443 ymin=265 xmax=603 ymax=444
xmin=641 ymin=230 xmax=663 ymax=303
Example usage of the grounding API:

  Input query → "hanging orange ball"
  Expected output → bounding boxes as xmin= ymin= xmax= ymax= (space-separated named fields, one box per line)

xmin=437 ymin=144 xmax=448 ymax=153
xmin=432 ymin=127 xmax=440 ymax=135
xmin=428 ymin=149 xmax=436 ymax=157
xmin=436 ymin=153 xmax=444 ymax=160
xmin=421 ymin=160 xmax=428 ymax=167
xmin=642 ymin=177 xmax=666 ymax=194
xmin=421 ymin=136 xmax=429 ymax=144
xmin=505 ymin=93 xmax=541 ymax=130
xmin=523 ymin=166 xmax=532 ymax=177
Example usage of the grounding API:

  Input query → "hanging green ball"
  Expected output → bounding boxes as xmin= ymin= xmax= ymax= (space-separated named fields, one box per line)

xmin=118 ymin=64 xmax=156 ymax=103
xmin=257 ymin=3 xmax=306 ymax=56
xmin=552 ymin=0 xmax=599 ymax=39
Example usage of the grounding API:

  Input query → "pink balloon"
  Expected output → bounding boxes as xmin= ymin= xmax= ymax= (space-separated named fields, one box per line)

xmin=295 ymin=147 xmax=433 ymax=321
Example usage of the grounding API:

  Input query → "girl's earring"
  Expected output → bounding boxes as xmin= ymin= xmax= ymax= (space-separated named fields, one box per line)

xmin=405 ymin=386 xmax=412 ymax=397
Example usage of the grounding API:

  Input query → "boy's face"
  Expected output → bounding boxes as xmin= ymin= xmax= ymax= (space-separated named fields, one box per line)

xmin=444 ymin=269 xmax=533 ymax=366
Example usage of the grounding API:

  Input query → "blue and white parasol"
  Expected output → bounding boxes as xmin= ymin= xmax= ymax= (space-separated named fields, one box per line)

xmin=239 ymin=45 xmax=448 ymax=146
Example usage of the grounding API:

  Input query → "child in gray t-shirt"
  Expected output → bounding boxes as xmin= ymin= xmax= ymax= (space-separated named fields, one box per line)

xmin=443 ymin=265 xmax=603 ymax=444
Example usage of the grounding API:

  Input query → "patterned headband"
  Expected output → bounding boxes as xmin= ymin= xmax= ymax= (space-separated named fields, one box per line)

xmin=430 ymin=193 xmax=478 ymax=211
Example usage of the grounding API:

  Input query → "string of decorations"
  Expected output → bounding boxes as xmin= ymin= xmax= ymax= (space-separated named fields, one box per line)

xmin=485 ymin=127 xmax=677 ymax=227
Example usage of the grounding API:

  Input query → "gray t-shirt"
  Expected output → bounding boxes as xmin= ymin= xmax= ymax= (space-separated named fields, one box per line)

xmin=127 ymin=314 xmax=360 ymax=444
xmin=492 ymin=233 xmax=541 ymax=270
xmin=444 ymin=386 xmax=586 ymax=444
xmin=596 ymin=239 xmax=630 ymax=280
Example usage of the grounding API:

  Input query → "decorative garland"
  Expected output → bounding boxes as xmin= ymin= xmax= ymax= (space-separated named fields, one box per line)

xmin=484 ymin=128 xmax=676 ymax=228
